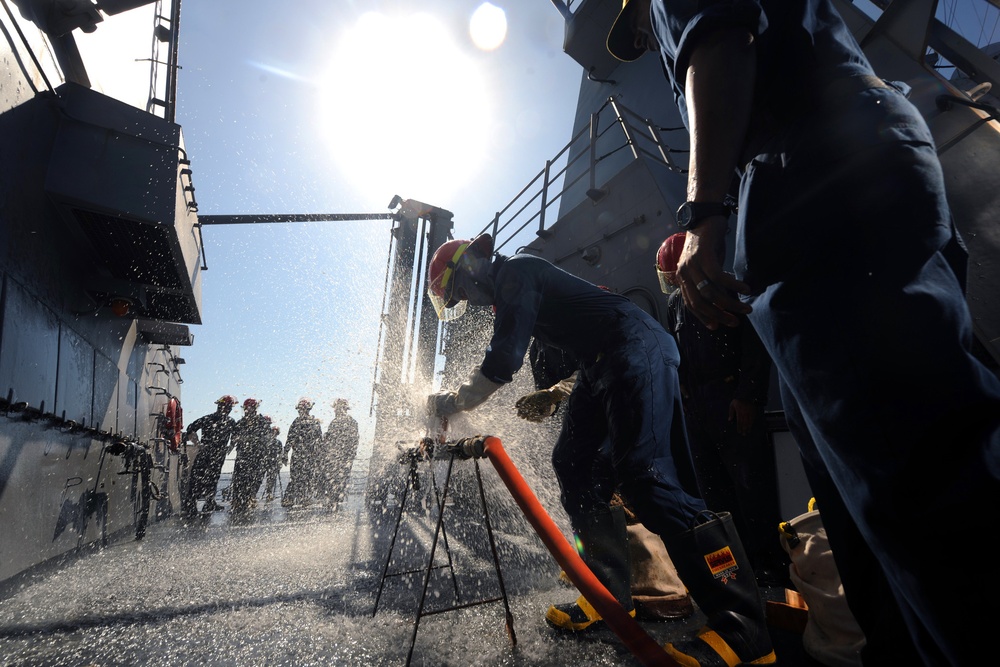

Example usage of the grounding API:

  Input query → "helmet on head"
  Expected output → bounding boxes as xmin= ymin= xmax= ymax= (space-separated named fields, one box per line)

xmin=333 ymin=398 xmax=351 ymax=412
xmin=243 ymin=398 xmax=260 ymax=410
xmin=427 ymin=234 xmax=493 ymax=321
xmin=296 ymin=398 xmax=314 ymax=411
xmin=656 ymin=233 xmax=686 ymax=294
xmin=215 ymin=395 xmax=237 ymax=408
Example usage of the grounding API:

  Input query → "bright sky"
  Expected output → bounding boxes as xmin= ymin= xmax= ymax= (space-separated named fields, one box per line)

xmin=77 ymin=0 xmax=582 ymax=453
xmin=73 ymin=0 xmax=999 ymax=456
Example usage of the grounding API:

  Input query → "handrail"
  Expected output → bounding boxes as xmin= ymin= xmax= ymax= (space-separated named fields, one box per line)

xmin=479 ymin=96 xmax=687 ymax=255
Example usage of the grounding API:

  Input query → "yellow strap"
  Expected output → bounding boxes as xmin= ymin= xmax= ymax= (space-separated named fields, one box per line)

xmin=439 ymin=242 xmax=469 ymax=292
xmin=697 ymin=629 xmax=745 ymax=667
xmin=777 ymin=521 xmax=796 ymax=540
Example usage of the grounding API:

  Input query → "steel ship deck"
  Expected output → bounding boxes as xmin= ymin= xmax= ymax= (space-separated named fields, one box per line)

xmin=0 ymin=467 xmax=819 ymax=667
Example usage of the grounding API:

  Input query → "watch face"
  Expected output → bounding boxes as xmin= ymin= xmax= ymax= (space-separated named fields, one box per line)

xmin=676 ymin=202 xmax=695 ymax=229
xmin=676 ymin=201 xmax=728 ymax=230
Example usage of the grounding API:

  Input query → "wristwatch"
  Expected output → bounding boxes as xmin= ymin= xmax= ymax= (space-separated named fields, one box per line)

xmin=675 ymin=201 xmax=732 ymax=230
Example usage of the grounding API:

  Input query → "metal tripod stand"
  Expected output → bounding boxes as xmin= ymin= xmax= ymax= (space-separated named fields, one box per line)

xmin=372 ymin=440 xmax=516 ymax=666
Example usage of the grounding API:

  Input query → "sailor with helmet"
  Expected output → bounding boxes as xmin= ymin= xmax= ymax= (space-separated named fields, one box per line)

xmin=282 ymin=397 xmax=324 ymax=508
xmin=229 ymin=398 xmax=271 ymax=515
xmin=322 ymin=398 xmax=359 ymax=510
xmin=181 ymin=394 xmax=238 ymax=516
xmin=425 ymin=233 xmax=769 ymax=654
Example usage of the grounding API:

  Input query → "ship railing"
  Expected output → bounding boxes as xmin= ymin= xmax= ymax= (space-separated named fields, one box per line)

xmin=143 ymin=0 xmax=181 ymax=122
xmin=479 ymin=95 xmax=687 ymax=254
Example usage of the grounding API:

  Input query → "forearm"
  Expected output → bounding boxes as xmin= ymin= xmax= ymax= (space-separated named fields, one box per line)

xmin=685 ymin=27 xmax=755 ymax=205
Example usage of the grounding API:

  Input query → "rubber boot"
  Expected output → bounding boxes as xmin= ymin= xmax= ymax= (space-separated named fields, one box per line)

xmin=546 ymin=504 xmax=636 ymax=631
xmin=664 ymin=511 xmax=776 ymax=666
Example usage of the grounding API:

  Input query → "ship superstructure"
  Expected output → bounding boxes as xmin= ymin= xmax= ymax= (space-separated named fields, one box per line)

xmin=0 ymin=0 xmax=198 ymax=588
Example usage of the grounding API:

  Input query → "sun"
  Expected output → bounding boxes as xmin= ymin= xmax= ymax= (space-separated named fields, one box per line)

xmin=319 ymin=12 xmax=494 ymax=206
xmin=470 ymin=3 xmax=507 ymax=51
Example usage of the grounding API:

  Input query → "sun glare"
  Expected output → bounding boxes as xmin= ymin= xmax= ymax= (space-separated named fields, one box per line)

xmin=470 ymin=3 xmax=507 ymax=51
xmin=319 ymin=12 xmax=493 ymax=206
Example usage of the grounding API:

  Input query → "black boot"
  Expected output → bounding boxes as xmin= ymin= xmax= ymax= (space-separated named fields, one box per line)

xmin=664 ymin=511 xmax=776 ymax=666
xmin=546 ymin=504 xmax=636 ymax=631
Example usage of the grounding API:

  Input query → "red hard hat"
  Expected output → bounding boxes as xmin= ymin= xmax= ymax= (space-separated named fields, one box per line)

xmin=656 ymin=233 xmax=686 ymax=294
xmin=215 ymin=394 xmax=237 ymax=407
xmin=243 ymin=398 xmax=260 ymax=409
xmin=657 ymin=233 xmax=686 ymax=273
xmin=427 ymin=233 xmax=493 ymax=321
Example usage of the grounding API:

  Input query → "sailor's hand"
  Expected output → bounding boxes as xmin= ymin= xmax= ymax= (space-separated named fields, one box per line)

xmin=428 ymin=391 xmax=459 ymax=417
xmin=515 ymin=389 xmax=561 ymax=422
xmin=677 ymin=219 xmax=751 ymax=330
xmin=186 ymin=432 xmax=200 ymax=447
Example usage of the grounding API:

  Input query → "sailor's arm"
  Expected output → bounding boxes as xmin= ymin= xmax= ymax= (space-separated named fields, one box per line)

xmin=677 ymin=26 xmax=755 ymax=328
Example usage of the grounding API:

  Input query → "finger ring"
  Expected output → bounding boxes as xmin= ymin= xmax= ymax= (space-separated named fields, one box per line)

xmin=696 ymin=279 xmax=711 ymax=292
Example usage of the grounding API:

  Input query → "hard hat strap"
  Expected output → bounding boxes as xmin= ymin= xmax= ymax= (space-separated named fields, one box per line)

xmin=439 ymin=242 xmax=470 ymax=297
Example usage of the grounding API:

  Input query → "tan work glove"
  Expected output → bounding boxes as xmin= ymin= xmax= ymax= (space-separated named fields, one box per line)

xmin=515 ymin=372 xmax=577 ymax=422
xmin=429 ymin=366 xmax=504 ymax=417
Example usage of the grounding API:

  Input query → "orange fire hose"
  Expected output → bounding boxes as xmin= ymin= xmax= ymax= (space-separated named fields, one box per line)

xmin=481 ymin=436 xmax=677 ymax=667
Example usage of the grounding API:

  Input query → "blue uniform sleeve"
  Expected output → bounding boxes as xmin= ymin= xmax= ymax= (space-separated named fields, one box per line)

xmin=480 ymin=263 xmax=544 ymax=384
xmin=186 ymin=414 xmax=208 ymax=436
xmin=652 ymin=0 xmax=764 ymax=85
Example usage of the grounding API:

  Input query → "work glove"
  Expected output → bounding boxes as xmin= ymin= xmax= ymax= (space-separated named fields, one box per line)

xmin=429 ymin=391 xmax=459 ymax=417
xmin=515 ymin=372 xmax=577 ymax=422
xmin=515 ymin=389 xmax=561 ymax=422
xmin=429 ymin=366 xmax=504 ymax=417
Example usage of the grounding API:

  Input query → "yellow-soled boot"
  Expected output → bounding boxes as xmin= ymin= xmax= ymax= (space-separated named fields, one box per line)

xmin=665 ymin=628 xmax=776 ymax=666
xmin=546 ymin=594 xmax=636 ymax=631
xmin=662 ymin=511 xmax=777 ymax=666
xmin=545 ymin=504 xmax=635 ymax=632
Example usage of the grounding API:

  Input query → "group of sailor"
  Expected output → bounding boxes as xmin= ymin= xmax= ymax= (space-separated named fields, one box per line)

xmin=181 ymin=395 xmax=359 ymax=516
xmin=281 ymin=397 xmax=359 ymax=509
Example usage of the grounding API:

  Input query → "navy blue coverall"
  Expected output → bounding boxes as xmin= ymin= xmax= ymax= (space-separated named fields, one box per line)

xmin=480 ymin=253 xmax=705 ymax=538
xmin=283 ymin=414 xmax=324 ymax=505
xmin=651 ymin=1 xmax=1000 ymax=663
xmin=324 ymin=414 xmax=359 ymax=504
xmin=665 ymin=290 xmax=784 ymax=576
xmin=183 ymin=411 xmax=236 ymax=513
xmin=229 ymin=413 xmax=271 ymax=512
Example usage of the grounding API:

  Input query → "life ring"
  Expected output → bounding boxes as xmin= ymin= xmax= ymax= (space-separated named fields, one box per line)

xmin=165 ymin=397 xmax=183 ymax=452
